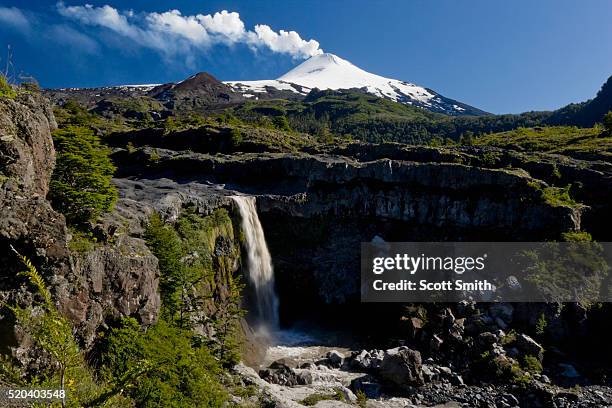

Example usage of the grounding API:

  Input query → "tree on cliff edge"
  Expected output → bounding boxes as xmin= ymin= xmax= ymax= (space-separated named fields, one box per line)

xmin=49 ymin=126 xmax=117 ymax=225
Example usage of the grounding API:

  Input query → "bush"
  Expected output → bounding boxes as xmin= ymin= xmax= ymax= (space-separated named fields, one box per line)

xmin=522 ymin=355 xmax=543 ymax=374
xmin=100 ymin=317 xmax=228 ymax=408
xmin=562 ymin=231 xmax=593 ymax=242
xmin=535 ymin=313 xmax=547 ymax=336
xmin=144 ymin=213 xmax=184 ymax=320
xmin=0 ymin=74 xmax=16 ymax=99
xmin=540 ymin=185 xmax=578 ymax=208
xmin=301 ymin=389 xmax=345 ymax=406
xmin=230 ymin=128 xmax=243 ymax=147
xmin=604 ymin=111 xmax=612 ymax=133
xmin=49 ymin=126 xmax=117 ymax=225
xmin=145 ymin=210 xmax=244 ymax=365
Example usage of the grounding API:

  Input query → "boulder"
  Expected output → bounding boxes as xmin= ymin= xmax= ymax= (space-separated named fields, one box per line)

xmin=259 ymin=365 xmax=303 ymax=386
xmin=326 ymin=350 xmax=345 ymax=368
xmin=515 ymin=334 xmax=544 ymax=360
xmin=351 ymin=350 xmax=371 ymax=370
xmin=269 ymin=358 xmax=297 ymax=370
xmin=429 ymin=334 xmax=444 ymax=352
xmin=477 ymin=332 xmax=498 ymax=349
xmin=378 ymin=347 xmax=424 ymax=389
xmin=401 ymin=316 xmax=424 ymax=339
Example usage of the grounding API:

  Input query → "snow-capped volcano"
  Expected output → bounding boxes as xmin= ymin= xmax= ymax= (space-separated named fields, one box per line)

xmin=226 ymin=53 xmax=486 ymax=115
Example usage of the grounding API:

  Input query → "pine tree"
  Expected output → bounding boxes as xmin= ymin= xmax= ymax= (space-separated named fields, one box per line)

xmin=49 ymin=126 xmax=117 ymax=225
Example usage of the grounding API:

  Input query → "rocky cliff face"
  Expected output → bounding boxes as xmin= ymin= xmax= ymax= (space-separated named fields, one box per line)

xmin=108 ymin=140 xmax=597 ymax=327
xmin=0 ymin=95 xmax=160 ymax=365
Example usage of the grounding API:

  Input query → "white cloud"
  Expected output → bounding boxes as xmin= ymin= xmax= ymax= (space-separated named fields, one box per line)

xmin=252 ymin=25 xmax=322 ymax=59
xmin=197 ymin=10 xmax=245 ymax=43
xmin=146 ymin=10 xmax=209 ymax=46
xmin=56 ymin=3 xmax=323 ymax=59
xmin=0 ymin=7 xmax=31 ymax=32
xmin=46 ymin=25 xmax=100 ymax=55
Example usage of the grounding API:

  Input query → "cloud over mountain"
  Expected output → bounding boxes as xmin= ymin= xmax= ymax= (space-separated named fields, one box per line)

xmin=0 ymin=7 xmax=31 ymax=32
xmin=56 ymin=3 xmax=323 ymax=59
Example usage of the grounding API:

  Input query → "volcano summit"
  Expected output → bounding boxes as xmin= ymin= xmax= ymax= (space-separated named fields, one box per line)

xmin=226 ymin=53 xmax=487 ymax=115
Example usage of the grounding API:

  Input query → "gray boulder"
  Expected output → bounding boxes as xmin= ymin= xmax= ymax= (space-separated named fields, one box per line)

xmin=515 ymin=334 xmax=544 ymax=360
xmin=326 ymin=350 xmax=345 ymax=368
xmin=378 ymin=347 xmax=424 ymax=389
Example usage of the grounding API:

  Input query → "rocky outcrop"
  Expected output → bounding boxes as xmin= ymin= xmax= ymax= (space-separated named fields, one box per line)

xmin=0 ymin=93 xmax=69 ymax=310
xmin=0 ymin=94 xmax=161 ymax=366
xmin=378 ymin=347 xmax=425 ymax=389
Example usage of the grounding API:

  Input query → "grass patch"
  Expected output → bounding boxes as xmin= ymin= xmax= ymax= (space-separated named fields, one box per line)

xmin=522 ymin=355 xmax=543 ymax=375
xmin=562 ymin=231 xmax=593 ymax=242
xmin=68 ymin=228 xmax=97 ymax=253
xmin=474 ymin=125 xmax=612 ymax=161
xmin=301 ymin=389 xmax=346 ymax=406
xmin=356 ymin=390 xmax=368 ymax=408
xmin=0 ymin=74 xmax=17 ymax=99
xmin=541 ymin=185 xmax=578 ymax=208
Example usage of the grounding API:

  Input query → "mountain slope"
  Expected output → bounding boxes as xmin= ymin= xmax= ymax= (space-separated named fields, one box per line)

xmin=226 ymin=53 xmax=487 ymax=116
xmin=546 ymin=75 xmax=612 ymax=127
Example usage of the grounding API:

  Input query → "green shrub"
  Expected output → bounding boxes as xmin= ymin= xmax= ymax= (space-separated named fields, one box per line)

xmin=522 ymin=355 xmax=543 ymax=374
xmin=604 ymin=111 xmax=612 ymax=133
xmin=49 ymin=126 xmax=117 ymax=225
xmin=356 ymin=390 xmax=367 ymax=408
xmin=561 ymin=231 xmax=593 ymax=242
xmin=301 ymin=389 xmax=345 ymax=406
xmin=68 ymin=228 xmax=97 ymax=253
xmin=144 ymin=213 xmax=184 ymax=320
xmin=541 ymin=185 xmax=578 ymax=208
xmin=272 ymin=115 xmax=292 ymax=132
xmin=535 ymin=313 xmax=547 ymax=336
xmin=0 ymin=74 xmax=16 ymax=99
xmin=230 ymin=128 xmax=243 ymax=147
xmin=7 ymin=248 xmax=122 ymax=406
xmin=145 ymin=210 xmax=244 ymax=365
xmin=100 ymin=317 xmax=228 ymax=408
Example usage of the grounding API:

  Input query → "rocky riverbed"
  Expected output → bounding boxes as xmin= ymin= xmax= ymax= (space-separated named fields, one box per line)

xmin=231 ymin=327 xmax=612 ymax=408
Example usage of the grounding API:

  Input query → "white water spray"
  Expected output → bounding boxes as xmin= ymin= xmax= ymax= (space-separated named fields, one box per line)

xmin=232 ymin=196 xmax=279 ymax=330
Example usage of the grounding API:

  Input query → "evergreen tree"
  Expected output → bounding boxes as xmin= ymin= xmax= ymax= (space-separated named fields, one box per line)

xmin=49 ymin=126 xmax=117 ymax=225
xmin=603 ymin=111 xmax=612 ymax=133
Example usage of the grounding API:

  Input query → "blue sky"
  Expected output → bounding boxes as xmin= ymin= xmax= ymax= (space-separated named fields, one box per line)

xmin=0 ymin=1 xmax=611 ymax=114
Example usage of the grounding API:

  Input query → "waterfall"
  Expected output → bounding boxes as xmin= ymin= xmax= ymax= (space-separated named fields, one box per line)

xmin=232 ymin=195 xmax=279 ymax=330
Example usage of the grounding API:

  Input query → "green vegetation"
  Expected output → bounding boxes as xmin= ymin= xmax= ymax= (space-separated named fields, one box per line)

xmin=300 ymin=389 xmax=346 ymax=406
xmin=98 ymin=317 xmax=228 ymax=408
xmin=518 ymin=242 xmax=609 ymax=305
xmin=230 ymin=90 xmax=551 ymax=144
xmin=562 ymin=231 xmax=593 ymax=242
xmin=500 ymin=330 xmax=517 ymax=345
xmin=475 ymin=351 xmax=532 ymax=387
xmin=604 ymin=111 xmax=612 ymax=133
xmin=145 ymin=208 xmax=244 ymax=366
xmin=474 ymin=126 xmax=612 ymax=161
xmin=535 ymin=313 xmax=547 ymax=336
xmin=0 ymin=74 xmax=16 ymax=99
xmin=1 ymin=210 xmax=247 ymax=406
xmin=522 ymin=355 xmax=543 ymax=375
xmin=5 ymin=248 xmax=131 ymax=407
xmin=54 ymin=100 xmax=132 ymax=133
xmin=49 ymin=126 xmax=117 ymax=225
xmin=356 ymin=390 xmax=368 ymax=408
xmin=540 ymin=185 xmax=578 ymax=208
xmin=68 ymin=228 xmax=98 ymax=253
xmin=89 ymin=208 xmax=247 ymax=406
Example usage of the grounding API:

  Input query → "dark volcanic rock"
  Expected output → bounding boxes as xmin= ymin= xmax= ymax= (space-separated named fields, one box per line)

xmin=149 ymin=72 xmax=243 ymax=110
xmin=378 ymin=346 xmax=425 ymax=389
xmin=0 ymin=94 xmax=161 ymax=367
